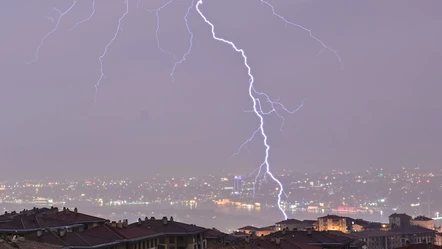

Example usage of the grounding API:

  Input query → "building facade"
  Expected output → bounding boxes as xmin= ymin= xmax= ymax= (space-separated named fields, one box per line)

xmin=318 ymin=215 xmax=348 ymax=233
xmin=391 ymin=226 xmax=436 ymax=246
xmin=352 ymin=230 xmax=402 ymax=249
xmin=275 ymin=219 xmax=313 ymax=231
xmin=233 ymin=176 xmax=242 ymax=195
xmin=389 ymin=213 xmax=412 ymax=228
xmin=436 ymin=233 xmax=442 ymax=246
xmin=412 ymin=216 xmax=435 ymax=230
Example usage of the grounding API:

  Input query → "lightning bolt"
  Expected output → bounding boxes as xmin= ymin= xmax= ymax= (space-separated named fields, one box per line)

xmin=69 ymin=0 xmax=96 ymax=31
xmin=197 ymin=0 xmax=341 ymax=219
xmin=230 ymin=127 xmax=261 ymax=159
xmin=248 ymin=162 xmax=265 ymax=197
xmin=27 ymin=0 xmax=342 ymax=220
xmin=28 ymin=0 xmax=77 ymax=64
xmin=170 ymin=0 xmax=195 ymax=83
xmin=146 ymin=1 xmax=177 ymax=63
xmin=196 ymin=0 xmax=289 ymax=219
xmin=147 ymin=0 xmax=195 ymax=83
xmin=253 ymin=93 xmax=305 ymax=133
xmin=239 ymin=95 xmax=303 ymax=200
xmin=95 ymin=0 xmax=129 ymax=104
xmin=259 ymin=0 xmax=342 ymax=68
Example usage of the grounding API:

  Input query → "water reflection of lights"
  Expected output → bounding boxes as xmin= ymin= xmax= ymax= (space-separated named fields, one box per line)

xmin=184 ymin=199 xmax=198 ymax=209
xmin=214 ymin=199 xmax=261 ymax=212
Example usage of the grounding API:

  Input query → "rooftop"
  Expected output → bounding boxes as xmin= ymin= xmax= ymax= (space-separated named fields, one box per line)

xmin=257 ymin=225 xmax=276 ymax=231
xmin=47 ymin=208 xmax=108 ymax=224
xmin=318 ymin=214 xmax=347 ymax=220
xmin=0 ymin=237 xmax=62 ymax=249
xmin=390 ymin=225 xmax=436 ymax=234
xmin=129 ymin=217 xmax=206 ymax=235
xmin=205 ymin=228 xmax=228 ymax=239
xmin=265 ymin=230 xmax=354 ymax=246
xmin=302 ymin=220 xmax=317 ymax=225
xmin=413 ymin=216 xmax=433 ymax=221
xmin=389 ymin=213 xmax=412 ymax=218
xmin=238 ymin=225 xmax=258 ymax=231
xmin=350 ymin=230 xmax=402 ymax=238
xmin=219 ymin=237 xmax=322 ymax=249
xmin=0 ymin=215 xmax=77 ymax=232
xmin=276 ymin=219 xmax=304 ymax=225
xmin=111 ymin=223 xmax=159 ymax=240
xmin=26 ymin=224 xmax=129 ymax=248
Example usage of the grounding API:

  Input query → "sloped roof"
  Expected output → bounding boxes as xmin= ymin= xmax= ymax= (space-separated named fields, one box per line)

xmin=257 ymin=225 xmax=275 ymax=231
xmin=413 ymin=216 xmax=433 ymax=221
xmin=284 ymin=241 xmax=322 ymax=249
xmin=276 ymin=219 xmax=303 ymax=225
xmin=0 ymin=215 xmax=79 ymax=232
xmin=48 ymin=210 xmax=107 ymax=224
xmin=318 ymin=214 xmax=347 ymax=219
xmin=0 ymin=208 xmax=53 ymax=220
xmin=390 ymin=225 xmax=436 ymax=234
xmin=128 ymin=218 xmax=206 ymax=235
xmin=27 ymin=231 xmax=89 ymax=247
xmin=302 ymin=220 xmax=317 ymax=225
xmin=0 ymin=217 xmax=12 ymax=223
xmin=78 ymin=224 xmax=125 ymax=244
xmin=218 ymin=237 xmax=321 ymax=249
xmin=345 ymin=230 xmax=400 ymax=238
xmin=205 ymin=229 xmax=228 ymax=239
xmin=238 ymin=225 xmax=258 ymax=231
xmin=26 ymin=225 xmax=127 ymax=248
xmin=231 ymin=231 xmax=249 ymax=237
xmin=111 ymin=224 xmax=160 ymax=240
xmin=389 ymin=213 xmax=411 ymax=218
xmin=0 ymin=219 xmax=27 ymax=230
xmin=0 ymin=239 xmax=62 ymax=249
xmin=266 ymin=230 xmax=354 ymax=245
xmin=0 ymin=207 xmax=106 ymax=232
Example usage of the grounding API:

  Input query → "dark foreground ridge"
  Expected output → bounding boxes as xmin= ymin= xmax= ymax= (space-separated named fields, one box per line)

xmin=0 ymin=207 xmax=441 ymax=249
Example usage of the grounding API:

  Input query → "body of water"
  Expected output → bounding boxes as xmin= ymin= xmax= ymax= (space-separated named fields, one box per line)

xmin=1 ymin=201 xmax=393 ymax=233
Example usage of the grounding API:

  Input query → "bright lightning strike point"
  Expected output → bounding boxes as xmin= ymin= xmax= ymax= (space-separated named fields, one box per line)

xmin=94 ymin=0 xmax=129 ymax=104
xmin=196 ymin=0 xmax=288 ymax=219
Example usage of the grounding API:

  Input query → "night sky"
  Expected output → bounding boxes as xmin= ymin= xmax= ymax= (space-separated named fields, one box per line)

xmin=1 ymin=0 xmax=441 ymax=179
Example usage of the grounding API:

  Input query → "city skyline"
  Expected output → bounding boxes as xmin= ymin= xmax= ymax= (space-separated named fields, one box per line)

xmin=1 ymin=167 xmax=441 ymax=225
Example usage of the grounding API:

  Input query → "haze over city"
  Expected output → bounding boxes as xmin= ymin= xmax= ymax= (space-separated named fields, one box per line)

xmin=2 ymin=0 xmax=442 ymax=180
xmin=1 ymin=1 xmax=442 ymax=249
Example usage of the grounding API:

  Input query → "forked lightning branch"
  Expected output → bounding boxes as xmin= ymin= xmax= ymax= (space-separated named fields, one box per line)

xmin=29 ymin=0 xmax=341 ymax=219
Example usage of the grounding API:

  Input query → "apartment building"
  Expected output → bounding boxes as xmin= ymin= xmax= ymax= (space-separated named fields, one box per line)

xmin=412 ymin=216 xmax=435 ymax=230
xmin=318 ymin=215 xmax=349 ymax=233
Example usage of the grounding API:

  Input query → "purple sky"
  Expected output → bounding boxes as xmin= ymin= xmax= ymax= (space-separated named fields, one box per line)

xmin=1 ymin=0 xmax=442 ymax=179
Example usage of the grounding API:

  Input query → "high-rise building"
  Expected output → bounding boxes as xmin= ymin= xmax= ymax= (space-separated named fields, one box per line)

xmin=233 ymin=176 xmax=243 ymax=195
